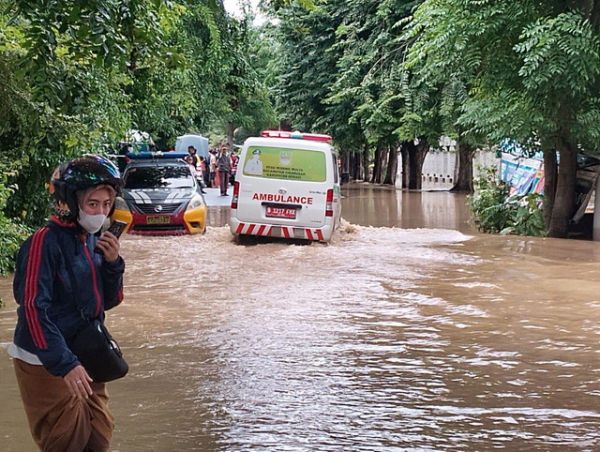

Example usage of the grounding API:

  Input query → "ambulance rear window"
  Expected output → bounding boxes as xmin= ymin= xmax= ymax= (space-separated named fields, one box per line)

xmin=242 ymin=146 xmax=326 ymax=182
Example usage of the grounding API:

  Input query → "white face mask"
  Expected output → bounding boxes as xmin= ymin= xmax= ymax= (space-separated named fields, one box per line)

xmin=78 ymin=210 xmax=107 ymax=234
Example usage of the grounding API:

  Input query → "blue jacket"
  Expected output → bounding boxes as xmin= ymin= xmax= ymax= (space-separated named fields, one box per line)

xmin=12 ymin=216 xmax=125 ymax=377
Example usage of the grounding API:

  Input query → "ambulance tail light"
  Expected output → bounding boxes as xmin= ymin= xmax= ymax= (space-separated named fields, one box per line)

xmin=231 ymin=181 xmax=240 ymax=209
xmin=325 ymin=189 xmax=334 ymax=217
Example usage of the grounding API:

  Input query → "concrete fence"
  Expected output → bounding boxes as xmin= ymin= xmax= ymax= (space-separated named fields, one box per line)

xmin=396 ymin=148 xmax=499 ymax=190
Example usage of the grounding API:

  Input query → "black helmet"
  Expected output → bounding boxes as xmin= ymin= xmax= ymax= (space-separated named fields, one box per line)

xmin=51 ymin=154 xmax=123 ymax=221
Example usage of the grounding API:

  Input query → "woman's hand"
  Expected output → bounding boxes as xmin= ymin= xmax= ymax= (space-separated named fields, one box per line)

xmin=64 ymin=365 xmax=93 ymax=399
xmin=95 ymin=231 xmax=120 ymax=262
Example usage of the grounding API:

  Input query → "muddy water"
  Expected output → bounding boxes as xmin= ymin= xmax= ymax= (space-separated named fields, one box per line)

xmin=2 ymin=185 xmax=600 ymax=451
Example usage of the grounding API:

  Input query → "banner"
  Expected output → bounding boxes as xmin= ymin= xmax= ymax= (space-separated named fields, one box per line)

xmin=500 ymin=153 xmax=544 ymax=195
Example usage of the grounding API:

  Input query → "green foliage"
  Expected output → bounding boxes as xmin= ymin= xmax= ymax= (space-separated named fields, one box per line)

xmin=214 ymin=17 xmax=277 ymax=135
xmin=6 ymin=0 xmax=598 ymax=245
xmin=514 ymin=11 xmax=600 ymax=150
xmin=403 ymin=0 xmax=600 ymax=232
xmin=0 ymin=0 xmax=280 ymax=250
xmin=516 ymin=12 xmax=600 ymax=96
xmin=131 ymin=0 xmax=223 ymax=146
xmin=0 ymin=0 xmax=180 ymax=226
xmin=469 ymin=168 xmax=546 ymax=237
xmin=0 ymin=216 xmax=31 ymax=276
xmin=0 ymin=162 xmax=32 ymax=276
xmin=271 ymin=1 xmax=343 ymax=133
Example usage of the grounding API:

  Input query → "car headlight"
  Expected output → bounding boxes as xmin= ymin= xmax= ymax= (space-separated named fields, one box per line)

xmin=114 ymin=196 xmax=129 ymax=211
xmin=186 ymin=194 xmax=205 ymax=211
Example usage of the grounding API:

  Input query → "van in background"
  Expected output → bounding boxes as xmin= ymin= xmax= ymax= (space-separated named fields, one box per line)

xmin=230 ymin=130 xmax=342 ymax=242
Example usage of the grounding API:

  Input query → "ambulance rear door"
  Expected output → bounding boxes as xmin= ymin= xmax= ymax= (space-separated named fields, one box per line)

xmin=235 ymin=138 xmax=332 ymax=228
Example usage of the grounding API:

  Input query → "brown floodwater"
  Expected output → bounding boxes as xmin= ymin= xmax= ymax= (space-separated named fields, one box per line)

xmin=1 ymin=184 xmax=600 ymax=451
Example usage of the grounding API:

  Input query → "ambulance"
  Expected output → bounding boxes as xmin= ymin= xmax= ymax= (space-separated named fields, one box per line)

xmin=230 ymin=130 xmax=342 ymax=242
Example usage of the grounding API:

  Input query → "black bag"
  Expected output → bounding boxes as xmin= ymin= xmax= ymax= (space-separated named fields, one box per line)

xmin=68 ymin=319 xmax=128 ymax=382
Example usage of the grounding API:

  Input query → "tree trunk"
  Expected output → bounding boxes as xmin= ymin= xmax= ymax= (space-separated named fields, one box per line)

xmin=129 ymin=47 xmax=138 ymax=72
xmin=408 ymin=144 xmax=420 ymax=189
xmin=383 ymin=145 xmax=398 ymax=185
xmin=227 ymin=122 xmax=235 ymax=150
xmin=380 ymin=146 xmax=390 ymax=183
xmin=401 ymin=144 xmax=409 ymax=189
xmin=542 ymin=149 xmax=558 ymax=230
xmin=379 ymin=146 xmax=390 ymax=184
xmin=548 ymin=138 xmax=578 ymax=238
xmin=279 ymin=120 xmax=292 ymax=131
xmin=363 ymin=146 xmax=370 ymax=181
xmin=412 ymin=141 xmax=428 ymax=190
xmin=371 ymin=146 xmax=383 ymax=183
xmin=450 ymin=140 xmax=475 ymax=193
xmin=401 ymin=140 xmax=429 ymax=189
xmin=343 ymin=151 xmax=350 ymax=176
xmin=350 ymin=152 xmax=359 ymax=180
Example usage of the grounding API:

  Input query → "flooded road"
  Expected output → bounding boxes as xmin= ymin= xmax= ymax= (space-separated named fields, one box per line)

xmin=2 ymin=184 xmax=600 ymax=451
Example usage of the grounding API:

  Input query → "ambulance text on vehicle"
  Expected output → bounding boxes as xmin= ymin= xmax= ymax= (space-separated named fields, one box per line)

xmin=230 ymin=130 xmax=342 ymax=242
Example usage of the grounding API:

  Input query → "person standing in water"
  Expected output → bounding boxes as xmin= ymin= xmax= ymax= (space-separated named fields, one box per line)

xmin=9 ymin=154 xmax=126 ymax=451
xmin=217 ymin=142 xmax=232 ymax=196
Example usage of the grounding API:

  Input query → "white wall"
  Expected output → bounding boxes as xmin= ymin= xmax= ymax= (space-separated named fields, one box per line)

xmin=396 ymin=147 xmax=499 ymax=191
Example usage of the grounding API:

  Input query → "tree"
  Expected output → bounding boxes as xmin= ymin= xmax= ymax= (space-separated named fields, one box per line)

xmin=1 ymin=0 xmax=178 ymax=225
xmin=328 ymin=0 xmax=424 ymax=186
xmin=0 ymin=0 xmax=282 ymax=273
xmin=403 ymin=1 xmax=489 ymax=194
xmin=404 ymin=0 xmax=600 ymax=237
xmin=272 ymin=0 xmax=423 ymax=185
xmin=129 ymin=0 xmax=221 ymax=146
xmin=202 ymin=10 xmax=277 ymax=148
xmin=272 ymin=1 xmax=344 ymax=132
xmin=514 ymin=9 xmax=600 ymax=236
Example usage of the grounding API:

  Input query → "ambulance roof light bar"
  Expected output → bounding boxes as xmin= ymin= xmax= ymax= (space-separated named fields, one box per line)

xmin=125 ymin=151 xmax=188 ymax=160
xmin=261 ymin=130 xmax=332 ymax=142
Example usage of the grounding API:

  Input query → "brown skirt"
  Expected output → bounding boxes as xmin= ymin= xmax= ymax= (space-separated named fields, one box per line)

xmin=13 ymin=359 xmax=114 ymax=452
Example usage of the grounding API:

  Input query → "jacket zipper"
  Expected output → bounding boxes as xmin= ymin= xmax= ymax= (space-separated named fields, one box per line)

xmin=83 ymin=245 xmax=102 ymax=317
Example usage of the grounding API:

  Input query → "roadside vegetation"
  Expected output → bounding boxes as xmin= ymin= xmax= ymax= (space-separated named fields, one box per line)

xmin=0 ymin=0 xmax=275 ymax=274
xmin=469 ymin=168 xmax=546 ymax=237
xmin=1 ymin=0 xmax=600 ymax=273
xmin=0 ymin=167 xmax=32 ymax=274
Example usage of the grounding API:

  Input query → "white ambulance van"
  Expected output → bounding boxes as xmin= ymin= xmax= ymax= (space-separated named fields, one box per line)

xmin=230 ymin=130 xmax=342 ymax=242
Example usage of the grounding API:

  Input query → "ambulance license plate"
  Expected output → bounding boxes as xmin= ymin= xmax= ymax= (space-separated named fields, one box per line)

xmin=147 ymin=215 xmax=170 ymax=224
xmin=266 ymin=207 xmax=296 ymax=219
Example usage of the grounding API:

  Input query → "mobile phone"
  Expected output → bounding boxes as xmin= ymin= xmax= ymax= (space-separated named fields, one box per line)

xmin=105 ymin=220 xmax=127 ymax=239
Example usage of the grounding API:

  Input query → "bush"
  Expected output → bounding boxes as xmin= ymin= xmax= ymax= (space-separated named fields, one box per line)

xmin=0 ymin=216 xmax=31 ymax=276
xmin=469 ymin=168 xmax=546 ymax=237
xmin=0 ymin=170 xmax=32 ymax=276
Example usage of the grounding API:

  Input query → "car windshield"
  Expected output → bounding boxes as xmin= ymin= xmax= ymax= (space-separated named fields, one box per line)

xmin=124 ymin=165 xmax=194 ymax=189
